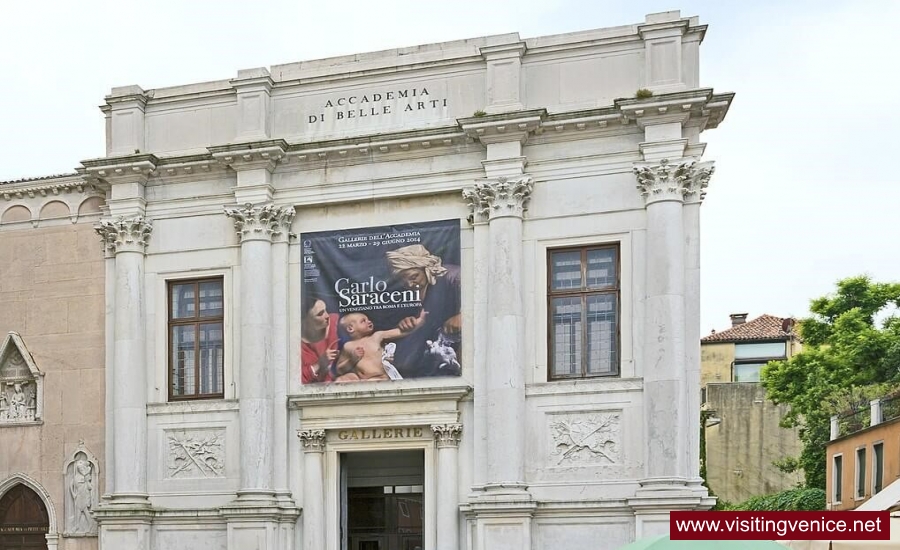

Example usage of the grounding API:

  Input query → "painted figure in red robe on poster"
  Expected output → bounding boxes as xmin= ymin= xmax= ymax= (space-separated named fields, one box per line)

xmin=300 ymin=294 xmax=339 ymax=384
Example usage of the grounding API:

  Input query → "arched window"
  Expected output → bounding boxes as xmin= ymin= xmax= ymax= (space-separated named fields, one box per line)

xmin=0 ymin=484 xmax=49 ymax=549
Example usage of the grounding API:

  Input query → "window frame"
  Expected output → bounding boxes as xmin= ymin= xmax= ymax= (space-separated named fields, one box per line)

xmin=855 ymin=446 xmax=867 ymax=501
xmin=167 ymin=276 xmax=225 ymax=401
xmin=872 ymin=441 xmax=884 ymax=496
xmin=546 ymin=243 xmax=621 ymax=380
xmin=731 ymin=339 xmax=788 ymax=383
xmin=733 ymin=341 xmax=788 ymax=361
xmin=832 ymin=453 xmax=843 ymax=505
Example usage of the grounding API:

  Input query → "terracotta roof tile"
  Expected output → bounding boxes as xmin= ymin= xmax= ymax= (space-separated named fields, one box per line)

xmin=701 ymin=314 xmax=795 ymax=343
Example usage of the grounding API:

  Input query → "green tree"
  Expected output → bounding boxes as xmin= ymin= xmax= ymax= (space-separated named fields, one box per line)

xmin=723 ymin=488 xmax=826 ymax=511
xmin=761 ymin=275 xmax=900 ymax=488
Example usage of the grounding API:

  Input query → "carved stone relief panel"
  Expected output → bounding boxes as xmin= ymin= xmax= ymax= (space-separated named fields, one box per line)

xmin=64 ymin=441 xmax=100 ymax=536
xmin=165 ymin=429 xmax=226 ymax=479
xmin=0 ymin=332 xmax=43 ymax=425
xmin=548 ymin=411 xmax=621 ymax=466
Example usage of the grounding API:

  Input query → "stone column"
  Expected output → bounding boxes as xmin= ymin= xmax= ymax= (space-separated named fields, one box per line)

xmin=633 ymin=158 xmax=712 ymax=487
xmin=271 ymin=208 xmax=295 ymax=502
xmin=224 ymin=203 xmax=293 ymax=501
xmin=683 ymin=163 xmax=713 ymax=490
xmin=95 ymin=216 xmax=153 ymax=505
xmin=464 ymin=176 xmax=533 ymax=490
xmin=103 ymin=244 xmax=116 ymax=497
xmin=298 ymin=430 xmax=326 ymax=550
xmin=470 ymin=214 xmax=490 ymax=489
xmin=432 ymin=424 xmax=462 ymax=550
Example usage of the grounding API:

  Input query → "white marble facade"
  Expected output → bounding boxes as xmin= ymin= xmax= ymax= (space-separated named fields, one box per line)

xmin=7 ymin=10 xmax=733 ymax=550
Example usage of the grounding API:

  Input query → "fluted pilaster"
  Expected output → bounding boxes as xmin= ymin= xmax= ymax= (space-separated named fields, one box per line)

xmin=94 ymin=216 xmax=152 ymax=506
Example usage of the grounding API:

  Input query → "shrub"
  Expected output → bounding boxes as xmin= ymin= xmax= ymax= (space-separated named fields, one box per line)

xmin=723 ymin=488 xmax=826 ymax=511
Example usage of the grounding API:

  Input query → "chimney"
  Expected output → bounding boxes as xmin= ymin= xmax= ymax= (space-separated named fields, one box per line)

xmin=729 ymin=313 xmax=748 ymax=327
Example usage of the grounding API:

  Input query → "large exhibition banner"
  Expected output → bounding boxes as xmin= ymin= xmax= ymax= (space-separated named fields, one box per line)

xmin=300 ymin=219 xmax=461 ymax=385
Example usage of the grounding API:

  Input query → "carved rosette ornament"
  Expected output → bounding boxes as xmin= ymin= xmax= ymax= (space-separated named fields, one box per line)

xmin=462 ymin=176 xmax=534 ymax=222
xmin=298 ymin=429 xmax=326 ymax=452
xmin=632 ymin=158 xmax=715 ymax=206
xmin=94 ymin=216 xmax=153 ymax=254
xmin=431 ymin=423 xmax=462 ymax=448
xmin=224 ymin=203 xmax=295 ymax=243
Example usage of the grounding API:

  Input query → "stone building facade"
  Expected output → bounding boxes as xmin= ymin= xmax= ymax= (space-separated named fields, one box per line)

xmin=0 ymin=10 xmax=732 ymax=550
xmin=701 ymin=314 xmax=804 ymax=504
xmin=0 ymin=178 xmax=106 ymax=550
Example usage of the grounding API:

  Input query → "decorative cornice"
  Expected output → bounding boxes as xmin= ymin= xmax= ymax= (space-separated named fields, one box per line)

xmin=224 ymin=203 xmax=294 ymax=243
xmin=1 ymin=181 xmax=99 ymax=201
xmin=632 ymin=158 xmax=713 ymax=206
xmin=210 ymin=141 xmax=288 ymax=173
xmin=615 ymin=89 xmax=734 ymax=131
xmin=458 ymin=109 xmax=545 ymax=145
xmin=81 ymin=154 xmax=158 ymax=187
xmin=463 ymin=176 xmax=534 ymax=222
xmin=94 ymin=216 xmax=152 ymax=255
xmin=431 ymin=423 xmax=462 ymax=448
xmin=298 ymin=429 xmax=326 ymax=452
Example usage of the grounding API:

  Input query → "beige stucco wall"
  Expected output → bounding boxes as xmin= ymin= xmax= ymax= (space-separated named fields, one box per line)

xmin=705 ymin=382 xmax=803 ymax=504
xmin=0 ymin=219 xmax=105 ymax=549
xmin=701 ymin=342 xmax=734 ymax=389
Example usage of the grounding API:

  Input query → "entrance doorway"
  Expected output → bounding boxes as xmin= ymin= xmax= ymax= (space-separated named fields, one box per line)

xmin=342 ymin=450 xmax=424 ymax=550
xmin=0 ymin=485 xmax=49 ymax=550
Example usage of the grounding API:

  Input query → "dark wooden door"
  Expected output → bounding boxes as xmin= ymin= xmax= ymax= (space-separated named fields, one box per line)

xmin=0 ymin=485 xmax=48 ymax=550
xmin=348 ymin=487 xmax=423 ymax=550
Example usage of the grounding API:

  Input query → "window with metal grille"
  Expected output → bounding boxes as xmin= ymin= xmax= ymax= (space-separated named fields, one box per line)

xmin=168 ymin=278 xmax=224 ymax=400
xmin=548 ymin=244 xmax=620 ymax=379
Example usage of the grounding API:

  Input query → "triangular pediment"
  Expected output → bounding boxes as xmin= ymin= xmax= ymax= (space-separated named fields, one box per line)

xmin=0 ymin=332 xmax=42 ymax=382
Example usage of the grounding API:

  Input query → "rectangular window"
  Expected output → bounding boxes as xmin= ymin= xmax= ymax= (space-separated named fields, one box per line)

xmin=733 ymin=363 xmax=765 ymax=382
xmin=548 ymin=245 xmax=619 ymax=379
xmin=833 ymin=454 xmax=843 ymax=504
xmin=168 ymin=278 xmax=224 ymax=400
xmin=855 ymin=447 xmax=867 ymax=500
xmin=873 ymin=442 xmax=884 ymax=495
xmin=734 ymin=341 xmax=787 ymax=360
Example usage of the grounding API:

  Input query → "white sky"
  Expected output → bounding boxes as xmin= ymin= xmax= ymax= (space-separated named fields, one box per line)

xmin=1 ymin=0 xmax=897 ymax=333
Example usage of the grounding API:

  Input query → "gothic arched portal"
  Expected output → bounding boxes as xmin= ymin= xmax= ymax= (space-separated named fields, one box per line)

xmin=0 ymin=484 xmax=48 ymax=550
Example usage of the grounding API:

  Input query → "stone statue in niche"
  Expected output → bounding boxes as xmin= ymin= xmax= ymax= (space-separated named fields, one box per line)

xmin=64 ymin=442 xmax=100 ymax=536
xmin=0 ymin=332 xmax=43 ymax=425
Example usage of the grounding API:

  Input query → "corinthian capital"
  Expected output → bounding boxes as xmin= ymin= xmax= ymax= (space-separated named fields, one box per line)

xmin=94 ymin=216 xmax=152 ymax=255
xmin=224 ymin=203 xmax=295 ymax=242
xmin=431 ymin=423 xmax=462 ymax=448
xmin=632 ymin=158 xmax=715 ymax=206
xmin=462 ymin=176 xmax=534 ymax=222
xmin=298 ymin=429 xmax=326 ymax=452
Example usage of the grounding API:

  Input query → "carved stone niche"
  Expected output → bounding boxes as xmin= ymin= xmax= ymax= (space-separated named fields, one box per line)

xmin=64 ymin=441 xmax=99 ymax=537
xmin=0 ymin=332 xmax=43 ymax=426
